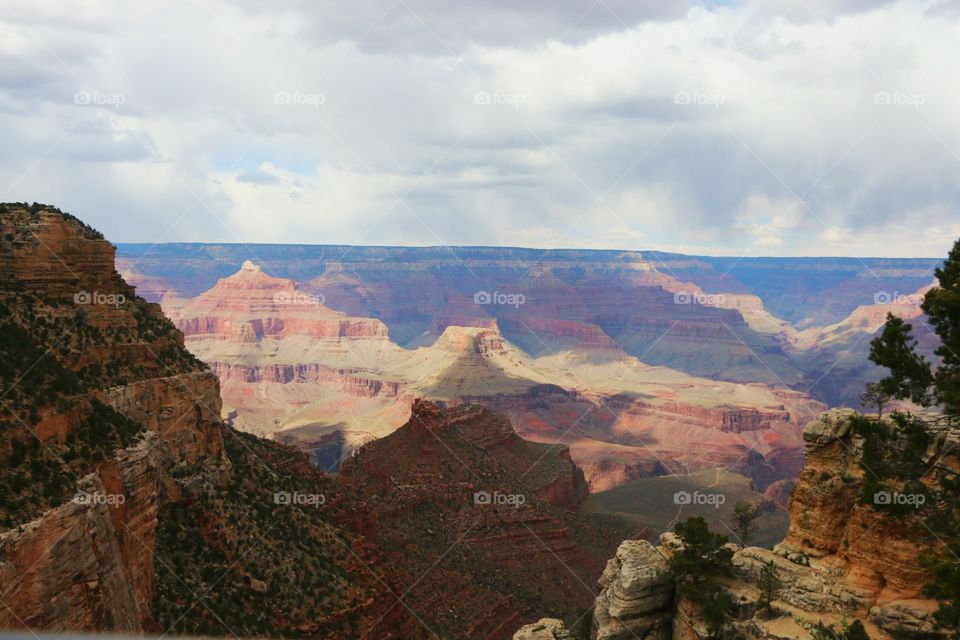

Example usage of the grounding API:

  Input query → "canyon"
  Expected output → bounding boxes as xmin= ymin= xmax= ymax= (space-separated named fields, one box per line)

xmin=0 ymin=204 xmax=624 ymax=638
xmin=117 ymin=244 xmax=935 ymax=495
xmin=0 ymin=205 xmax=225 ymax=631
xmin=157 ymin=257 xmax=831 ymax=493
xmin=2 ymin=204 xmax=952 ymax=640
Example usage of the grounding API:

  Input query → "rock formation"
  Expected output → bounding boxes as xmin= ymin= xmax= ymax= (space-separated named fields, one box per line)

xmin=157 ymin=259 xmax=825 ymax=492
xmin=118 ymin=242 xmax=939 ymax=411
xmin=339 ymin=400 xmax=629 ymax=638
xmin=592 ymin=540 xmax=674 ymax=640
xmin=510 ymin=408 xmax=955 ymax=640
xmin=0 ymin=204 xmax=636 ymax=639
xmin=766 ymin=408 xmax=955 ymax=638
xmin=0 ymin=203 xmax=224 ymax=632
xmin=513 ymin=618 xmax=575 ymax=640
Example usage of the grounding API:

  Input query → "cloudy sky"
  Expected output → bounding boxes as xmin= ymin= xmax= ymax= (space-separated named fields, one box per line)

xmin=1 ymin=0 xmax=959 ymax=257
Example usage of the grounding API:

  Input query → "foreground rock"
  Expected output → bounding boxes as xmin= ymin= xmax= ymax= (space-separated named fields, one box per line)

xmin=772 ymin=409 xmax=955 ymax=637
xmin=513 ymin=618 xmax=574 ymax=640
xmin=592 ymin=540 xmax=674 ymax=640
xmin=511 ymin=408 xmax=954 ymax=640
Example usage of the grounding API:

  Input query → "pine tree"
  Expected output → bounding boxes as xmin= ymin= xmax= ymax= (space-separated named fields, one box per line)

xmin=733 ymin=500 xmax=760 ymax=547
xmin=868 ymin=314 xmax=933 ymax=406
xmin=860 ymin=382 xmax=891 ymax=417
xmin=668 ymin=517 xmax=735 ymax=639
xmin=921 ymin=238 xmax=960 ymax=416
xmin=868 ymin=236 xmax=960 ymax=637
xmin=756 ymin=559 xmax=782 ymax=611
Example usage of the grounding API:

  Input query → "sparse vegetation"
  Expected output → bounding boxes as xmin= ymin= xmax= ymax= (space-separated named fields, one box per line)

xmin=800 ymin=617 xmax=871 ymax=640
xmin=153 ymin=428 xmax=367 ymax=638
xmin=0 ymin=205 xmax=205 ymax=526
xmin=860 ymin=382 xmax=891 ymax=417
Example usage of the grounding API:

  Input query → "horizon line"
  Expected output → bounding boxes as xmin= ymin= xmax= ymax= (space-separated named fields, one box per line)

xmin=112 ymin=240 xmax=942 ymax=262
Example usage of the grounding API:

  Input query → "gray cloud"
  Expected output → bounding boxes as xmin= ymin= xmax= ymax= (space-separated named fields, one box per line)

xmin=230 ymin=0 xmax=688 ymax=54
xmin=0 ymin=0 xmax=957 ymax=257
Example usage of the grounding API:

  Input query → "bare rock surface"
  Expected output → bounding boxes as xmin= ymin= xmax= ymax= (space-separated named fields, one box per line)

xmin=592 ymin=539 xmax=674 ymax=640
xmin=513 ymin=618 xmax=574 ymax=640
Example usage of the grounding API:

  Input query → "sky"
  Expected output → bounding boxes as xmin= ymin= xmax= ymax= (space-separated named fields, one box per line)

xmin=1 ymin=0 xmax=959 ymax=257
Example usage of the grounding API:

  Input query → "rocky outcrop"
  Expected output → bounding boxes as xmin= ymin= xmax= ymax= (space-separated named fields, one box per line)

xmin=507 ymin=407 xmax=954 ymax=640
xmin=0 ymin=204 xmax=227 ymax=634
xmin=592 ymin=540 xmax=674 ymax=640
xmin=101 ymin=371 xmax=224 ymax=464
xmin=513 ymin=618 xmax=574 ymax=640
xmin=771 ymin=409 xmax=955 ymax=638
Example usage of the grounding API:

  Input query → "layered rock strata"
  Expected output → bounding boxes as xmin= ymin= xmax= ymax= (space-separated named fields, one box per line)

xmin=592 ymin=540 xmax=674 ymax=640
xmin=0 ymin=204 xmax=225 ymax=632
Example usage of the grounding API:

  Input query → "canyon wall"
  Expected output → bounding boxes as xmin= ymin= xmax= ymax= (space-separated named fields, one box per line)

xmin=154 ymin=258 xmax=826 ymax=493
xmin=0 ymin=205 xmax=225 ymax=632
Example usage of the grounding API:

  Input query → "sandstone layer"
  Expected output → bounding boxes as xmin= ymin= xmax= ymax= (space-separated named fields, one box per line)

xmin=1 ymin=206 xmax=635 ymax=639
xmin=163 ymin=259 xmax=825 ymax=492
xmin=770 ymin=409 xmax=956 ymax=637
xmin=339 ymin=400 xmax=629 ymax=638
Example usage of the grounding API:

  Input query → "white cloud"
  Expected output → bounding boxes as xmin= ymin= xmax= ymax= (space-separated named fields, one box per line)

xmin=0 ymin=0 xmax=957 ymax=258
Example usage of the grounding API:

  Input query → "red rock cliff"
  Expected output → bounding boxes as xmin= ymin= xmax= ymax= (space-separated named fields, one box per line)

xmin=0 ymin=204 xmax=225 ymax=632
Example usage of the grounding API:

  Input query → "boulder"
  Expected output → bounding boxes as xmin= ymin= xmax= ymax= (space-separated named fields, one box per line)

xmin=802 ymin=408 xmax=857 ymax=444
xmin=513 ymin=618 xmax=573 ymax=640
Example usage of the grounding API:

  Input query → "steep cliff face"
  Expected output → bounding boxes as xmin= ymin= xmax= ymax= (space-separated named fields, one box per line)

xmin=513 ymin=409 xmax=954 ymax=640
xmin=0 ymin=433 xmax=173 ymax=631
xmin=0 ymin=204 xmax=224 ymax=632
xmin=0 ymin=205 xmax=403 ymax=638
xmin=0 ymin=204 xmax=634 ymax=640
xmin=773 ymin=409 xmax=955 ymax=637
